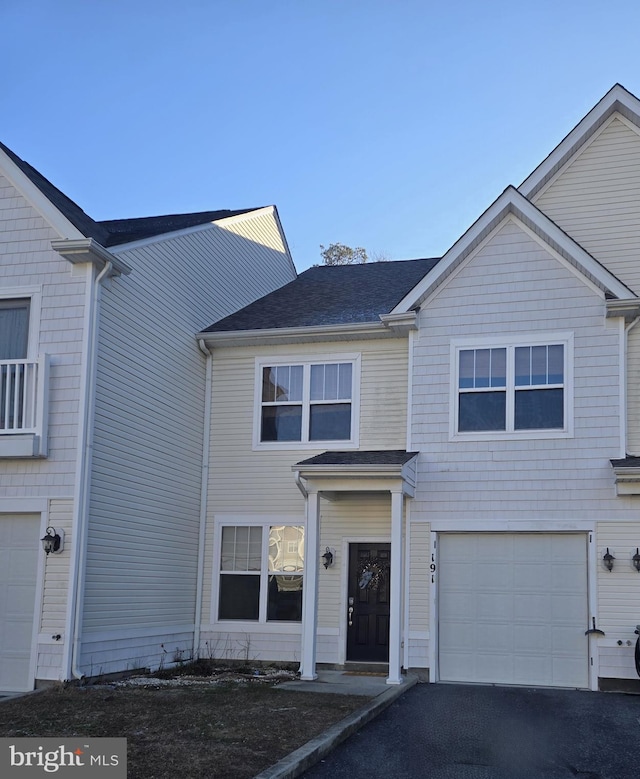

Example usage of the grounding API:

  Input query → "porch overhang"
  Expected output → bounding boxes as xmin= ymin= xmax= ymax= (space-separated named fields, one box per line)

xmin=292 ymin=450 xmax=418 ymax=497
xmin=611 ymin=457 xmax=640 ymax=495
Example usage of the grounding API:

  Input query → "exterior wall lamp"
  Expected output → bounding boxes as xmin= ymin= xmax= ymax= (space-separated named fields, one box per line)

xmin=41 ymin=527 xmax=64 ymax=555
xmin=633 ymin=548 xmax=640 ymax=572
xmin=322 ymin=547 xmax=335 ymax=569
xmin=603 ymin=548 xmax=615 ymax=572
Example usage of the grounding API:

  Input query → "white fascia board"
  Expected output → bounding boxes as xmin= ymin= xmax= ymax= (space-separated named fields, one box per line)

xmin=519 ymin=84 xmax=640 ymax=199
xmin=0 ymin=147 xmax=86 ymax=241
xmin=390 ymin=186 xmax=634 ymax=314
xmin=198 ymin=320 xmax=390 ymax=347
xmin=51 ymin=238 xmax=132 ymax=276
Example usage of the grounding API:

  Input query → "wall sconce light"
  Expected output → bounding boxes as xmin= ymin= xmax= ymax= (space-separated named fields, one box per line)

xmin=41 ymin=527 xmax=64 ymax=555
xmin=603 ymin=548 xmax=615 ymax=572
xmin=633 ymin=548 xmax=640 ymax=572
xmin=321 ymin=547 xmax=335 ymax=569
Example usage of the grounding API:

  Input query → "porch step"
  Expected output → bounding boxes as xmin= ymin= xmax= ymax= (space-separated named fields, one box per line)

xmin=343 ymin=662 xmax=389 ymax=675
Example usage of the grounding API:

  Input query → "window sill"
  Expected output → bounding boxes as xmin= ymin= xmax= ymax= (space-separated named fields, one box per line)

xmin=212 ymin=621 xmax=302 ymax=633
xmin=253 ymin=440 xmax=359 ymax=452
xmin=450 ymin=429 xmax=572 ymax=442
xmin=0 ymin=433 xmax=46 ymax=458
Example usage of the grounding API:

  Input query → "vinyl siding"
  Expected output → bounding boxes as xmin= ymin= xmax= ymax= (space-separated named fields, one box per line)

xmin=596 ymin=522 xmax=640 ymax=680
xmin=534 ymin=115 xmax=640 ymax=295
xmin=407 ymin=520 xmax=430 ymax=668
xmin=0 ymin=171 xmax=87 ymax=494
xmin=203 ymin=338 xmax=409 ymax=660
xmin=411 ymin=218 xmax=637 ymax=522
xmin=81 ymin=211 xmax=295 ymax=657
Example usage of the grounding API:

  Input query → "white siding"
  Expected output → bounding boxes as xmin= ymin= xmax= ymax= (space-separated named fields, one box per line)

xmin=0 ymin=172 xmax=87 ymax=494
xmin=407 ymin=520 xmax=430 ymax=668
xmin=596 ymin=522 xmax=640 ymax=680
xmin=81 ymin=210 xmax=295 ymax=674
xmin=36 ymin=499 xmax=73 ymax=682
xmin=411 ymin=218 xmax=636 ymax=522
xmin=534 ymin=116 xmax=640 ymax=295
xmin=202 ymin=338 xmax=408 ymax=628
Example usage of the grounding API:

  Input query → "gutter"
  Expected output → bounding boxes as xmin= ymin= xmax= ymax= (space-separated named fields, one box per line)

xmin=51 ymin=238 xmax=132 ymax=277
xmin=192 ymin=339 xmax=213 ymax=659
xmin=63 ymin=260 xmax=113 ymax=681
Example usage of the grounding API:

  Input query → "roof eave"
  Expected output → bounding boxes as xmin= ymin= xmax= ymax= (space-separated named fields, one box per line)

xmin=51 ymin=238 xmax=132 ymax=276
xmin=606 ymin=298 xmax=640 ymax=322
xmin=198 ymin=320 xmax=394 ymax=347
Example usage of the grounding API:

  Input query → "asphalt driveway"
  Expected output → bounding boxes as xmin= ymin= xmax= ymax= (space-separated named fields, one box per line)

xmin=301 ymin=683 xmax=640 ymax=779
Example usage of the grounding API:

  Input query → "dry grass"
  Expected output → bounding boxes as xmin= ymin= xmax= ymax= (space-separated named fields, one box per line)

xmin=0 ymin=677 xmax=367 ymax=779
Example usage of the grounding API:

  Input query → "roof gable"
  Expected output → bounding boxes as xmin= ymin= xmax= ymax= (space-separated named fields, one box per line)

xmin=519 ymin=83 xmax=640 ymax=200
xmin=390 ymin=186 xmax=634 ymax=314
xmin=0 ymin=140 xmax=264 ymax=249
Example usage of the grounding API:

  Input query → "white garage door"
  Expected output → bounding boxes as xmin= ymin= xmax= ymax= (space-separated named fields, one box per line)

xmin=0 ymin=515 xmax=39 ymax=691
xmin=438 ymin=533 xmax=588 ymax=688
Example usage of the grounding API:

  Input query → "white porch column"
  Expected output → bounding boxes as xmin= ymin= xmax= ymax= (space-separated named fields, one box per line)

xmin=300 ymin=488 xmax=320 ymax=680
xmin=387 ymin=489 xmax=404 ymax=684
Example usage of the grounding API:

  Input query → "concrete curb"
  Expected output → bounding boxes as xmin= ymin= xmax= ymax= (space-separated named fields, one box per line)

xmin=254 ymin=676 xmax=418 ymax=779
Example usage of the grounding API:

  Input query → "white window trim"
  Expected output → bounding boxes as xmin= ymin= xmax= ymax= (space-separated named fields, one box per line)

xmin=252 ymin=353 xmax=361 ymax=450
xmin=449 ymin=332 xmax=574 ymax=441
xmin=0 ymin=286 xmax=42 ymax=358
xmin=212 ymin=516 xmax=306 ymax=626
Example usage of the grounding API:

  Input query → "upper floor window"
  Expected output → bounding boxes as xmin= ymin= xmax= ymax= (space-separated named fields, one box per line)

xmin=453 ymin=336 xmax=572 ymax=438
xmin=255 ymin=355 xmax=360 ymax=448
xmin=0 ymin=299 xmax=30 ymax=360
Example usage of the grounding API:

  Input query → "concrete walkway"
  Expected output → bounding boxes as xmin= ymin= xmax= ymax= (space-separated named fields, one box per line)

xmin=254 ymin=671 xmax=418 ymax=779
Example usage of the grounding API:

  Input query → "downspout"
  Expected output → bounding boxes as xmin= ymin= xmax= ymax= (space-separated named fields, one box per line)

xmin=64 ymin=260 xmax=112 ymax=681
xmin=623 ymin=315 xmax=640 ymax=457
xmin=294 ymin=470 xmax=308 ymax=499
xmin=193 ymin=338 xmax=213 ymax=660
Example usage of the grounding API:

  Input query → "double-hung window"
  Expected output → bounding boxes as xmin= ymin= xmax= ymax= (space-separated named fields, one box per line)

xmin=218 ymin=524 xmax=304 ymax=622
xmin=256 ymin=356 xmax=359 ymax=447
xmin=454 ymin=336 xmax=571 ymax=437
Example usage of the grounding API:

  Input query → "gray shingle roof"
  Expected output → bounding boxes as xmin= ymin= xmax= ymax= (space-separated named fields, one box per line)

xmin=611 ymin=457 xmax=640 ymax=468
xmin=0 ymin=141 xmax=258 ymax=248
xmin=97 ymin=210 xmax=257 ymax=247
xmin=203 ymin=258 xmax=440 ymax=332
xmin=296 ymin=450 xmax=418 ymax=467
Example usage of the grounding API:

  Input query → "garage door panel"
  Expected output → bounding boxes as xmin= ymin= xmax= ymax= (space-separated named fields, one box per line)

xmin=513 ymin=592 xmax=550 ymax=619
xmin=0 ymin=514 xmax=39 ymax=692
xmin=438 ymin=533 xmax=588 ymax=688
xmin=477 ymin=592 xmax=512 ymax=619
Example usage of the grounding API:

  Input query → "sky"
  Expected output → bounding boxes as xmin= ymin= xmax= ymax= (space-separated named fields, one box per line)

xmin=3 ymin=0 xmax=640 ymax=271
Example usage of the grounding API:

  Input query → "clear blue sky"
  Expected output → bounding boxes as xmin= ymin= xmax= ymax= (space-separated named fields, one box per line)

xmin=3 ymin=0 xmax=640 ymax=270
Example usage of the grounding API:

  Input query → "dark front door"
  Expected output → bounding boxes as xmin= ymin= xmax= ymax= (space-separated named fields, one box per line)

xmin=346 ymin=543 xmax=391 ymax=662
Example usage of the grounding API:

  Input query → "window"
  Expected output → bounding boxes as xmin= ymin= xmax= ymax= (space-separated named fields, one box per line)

xmin=0 ymin=299 xmax=30 ymax=360
xmin=455 ymin=339 xmax=569 ymax=435
xmin=256 ymin=356 xmax=359 ymax=446
xmin=218 ymin=525 xmax=304 ymax=622
xmin=0 ymin=300 xmax=30 ymax=432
